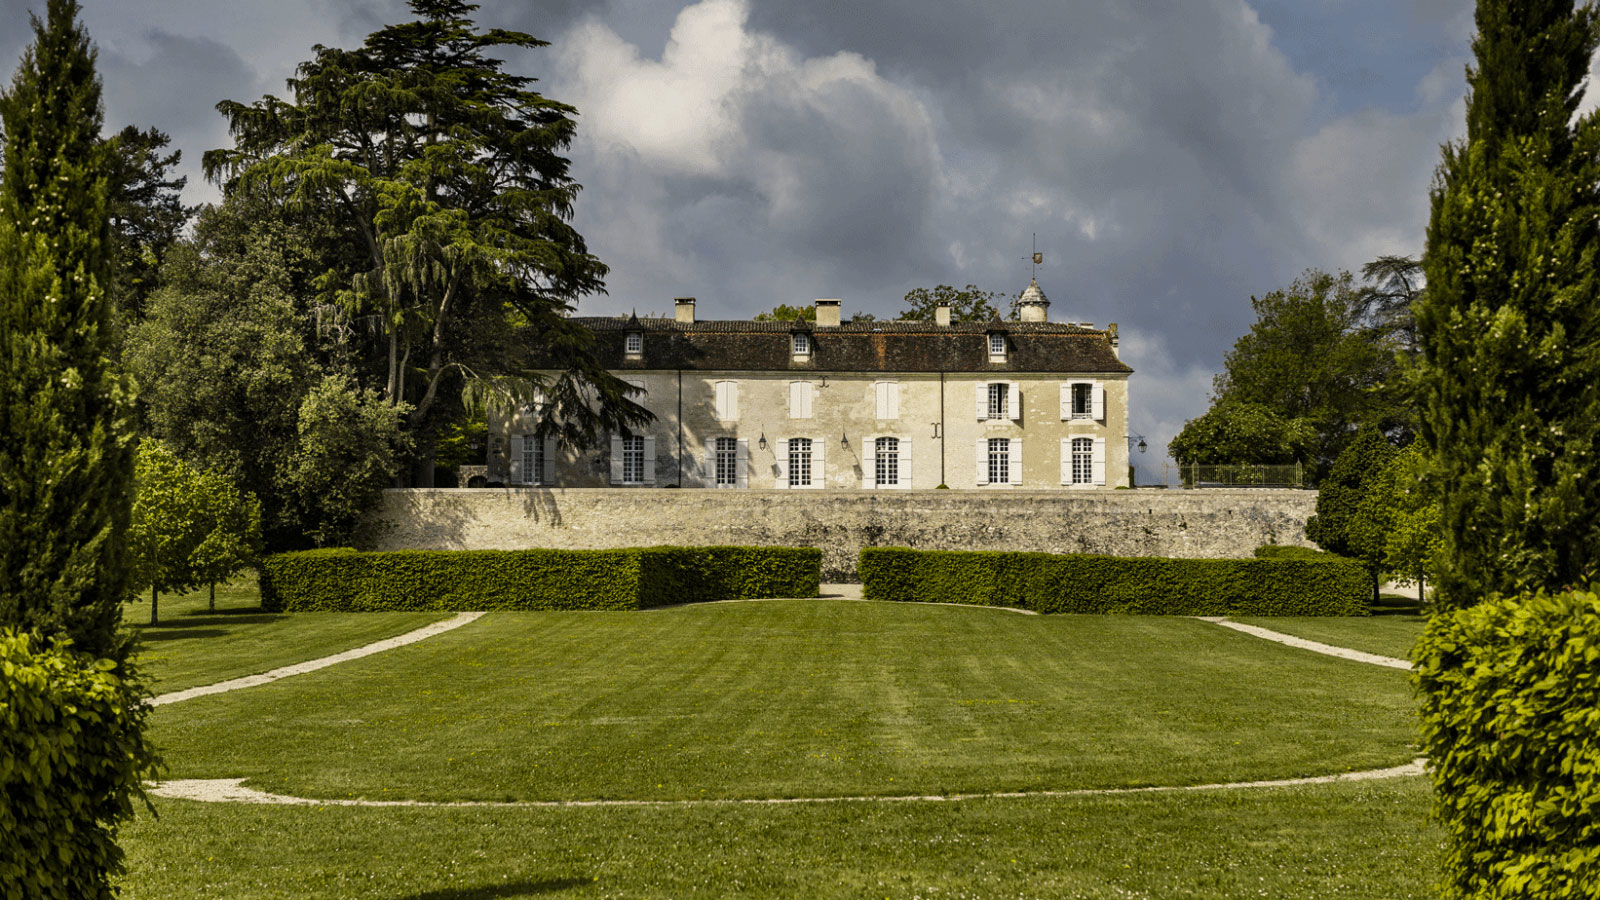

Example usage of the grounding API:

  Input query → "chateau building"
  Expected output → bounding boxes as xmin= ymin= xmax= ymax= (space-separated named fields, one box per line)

xmin=486 ymin=279 xmax=1133 ymax=489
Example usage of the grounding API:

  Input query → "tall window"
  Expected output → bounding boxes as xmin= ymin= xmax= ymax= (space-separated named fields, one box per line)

xmin=1071 ymin=437 xmax=1093 ymax=484
xmin=988 ymin=438 xmax=1009 ymax=484
xmin=625 ymin=332 xmax=643 ymax=354
xmin=522 ymin=436 xmax=543 ymax=485
xmin=715 ymin=437 xmax=738 ymax=487
xmin=621 ymin=435 xmax=644 ymax=483
xmin=792 ymin=333 xmax=811 ymax=356
xmin=714 ymin=381 xmax=738 ymax=420
xmin=987 ymin=382 xmax=1008 ymax=420
xmin=989 ymin=333 xmax=1006 ymax=357
xmin=875 ymin=437 xmax=900 ymax=487
xmin=789 ymin=438 xmax=813 ymax=487
xmin=1071 ymin=383 xmax=1092 ymax=418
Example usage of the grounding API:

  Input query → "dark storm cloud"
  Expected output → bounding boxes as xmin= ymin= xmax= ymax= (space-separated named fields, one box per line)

xmin=98 ymin=30 xmax=256 ymax=179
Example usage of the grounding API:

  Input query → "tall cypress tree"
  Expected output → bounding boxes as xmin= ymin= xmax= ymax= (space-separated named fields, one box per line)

xmin=1417 ymin=0 xmax=1600 ymax=610
xmin=0 ymin=0 xmax=133 ymax=660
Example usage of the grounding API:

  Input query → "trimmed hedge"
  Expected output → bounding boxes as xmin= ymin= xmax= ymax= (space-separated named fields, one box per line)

xmin=1 ymin=631 xmax=159 ymax=900
xmin=859 ymin=548 xmax=1369 ymax=615
xmin=1253 ymin=544 xmax=1335 ymax=560
xmin=1414 ymin=588 xmax=1600 ymax=900
xmin=259 ymin=546 xmax=822 ymax=612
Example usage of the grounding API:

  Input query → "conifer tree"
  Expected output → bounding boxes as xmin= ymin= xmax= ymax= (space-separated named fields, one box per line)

xmin=0 ymin=0 xmax=133 ymax=660
xmin=1417 ymin=0 xmax=1600 ymax=610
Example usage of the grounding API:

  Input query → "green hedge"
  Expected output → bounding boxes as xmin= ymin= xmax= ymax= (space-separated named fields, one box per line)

xmin=260 ymin=546 xmax=821 ymax=612
xmin=0 ymin=630 xmax=159 ymax=900
xmin=858 ymin=548 xmax=1369 ymax=615
xmin=1253 ymin=544 xmax=1335 ymax=560
xmin=1414 ymin=588 xmax=1600 ymax=900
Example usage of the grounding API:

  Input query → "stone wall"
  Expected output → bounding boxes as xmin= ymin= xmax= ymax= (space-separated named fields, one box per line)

xmin=364 ymin=488 xmax=1319 ymax=582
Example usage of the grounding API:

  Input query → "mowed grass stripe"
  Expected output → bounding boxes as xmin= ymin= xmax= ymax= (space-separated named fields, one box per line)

xmin=117 ymin=779 xmax=1442 ymax=900
xmin=148 ymin=600 xmax=1418 ymax=803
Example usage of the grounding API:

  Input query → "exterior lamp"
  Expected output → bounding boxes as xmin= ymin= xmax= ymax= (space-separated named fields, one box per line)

xmin=840 ymin=432 xmax=849 ymax=450
xmin=1138 ymin=438 xmax=1148 ymax=454
xmin=1128 ymin=433 xmax=1149 ymax=454
xmin=758 ymin=432 xmax=767 ymax=451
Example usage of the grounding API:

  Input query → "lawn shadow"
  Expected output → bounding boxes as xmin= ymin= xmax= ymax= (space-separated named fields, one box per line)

xmin=1372 ymin=594 xmax=1423 ymax=617
xmin=390 ymin=878 xmax=593 ymax=899
xmin=133 ymin=628 xmax=229 ymax=643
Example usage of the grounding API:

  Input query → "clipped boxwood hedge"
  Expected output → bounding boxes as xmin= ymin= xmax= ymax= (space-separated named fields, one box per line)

xmin=1414 ymin=588 xmax=1600 ymax=900
xmin=858 ymin=547 xmax=1368 ymax=615
xmin=1253 ymin=544 xmax=1336 ymax=560
xmin=260 ymin=546 xmax=821 ymax=612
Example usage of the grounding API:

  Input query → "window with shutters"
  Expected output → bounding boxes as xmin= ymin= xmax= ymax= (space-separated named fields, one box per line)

xmin=1071 ymin=437 xmax=1093 ymax=484
xmin=789 ymin=381 xmax=813 ymax=419
xmin=621 ymin=436 xmax=645 ymax=484
xmin=874 ymin=437 xmax=899 ymax=487
xmin=714 ymin=381 xmax=738 ymax=420
xmin=788 ymin=438 xmax=813 ymax=487
xmin=522 ymin=436 xmax=543 ymax=485
xmin=874 ymin=381 xmax=899 ymax=419
xmin=987 ymin=382 xmax=1007 ymax=420
xmin=792 ymin=333 xmax=811 ymax=357
xmin=988 ymin=333 xmax=1006 ymax=359
xmin=625 ymin=332 xmax=643 ymax=355
xmin=988 ymin=437 xmax=1009 ymax=484
xmin=715 ymin=437 xmax=738 ymax=487
xmin=1071 ymin=383 xmax=1093 ymax=418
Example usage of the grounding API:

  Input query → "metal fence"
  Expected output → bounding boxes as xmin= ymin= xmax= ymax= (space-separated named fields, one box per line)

xmin=1171 ymin=462 xmax=1305 ymax=489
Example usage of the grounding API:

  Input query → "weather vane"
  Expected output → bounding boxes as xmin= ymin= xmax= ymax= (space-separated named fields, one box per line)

xmin=1021 ymin=232 xmax=1043 ymax=280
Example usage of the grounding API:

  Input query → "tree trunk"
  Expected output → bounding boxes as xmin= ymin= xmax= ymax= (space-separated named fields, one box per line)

xmin=150 ymin=585 xmax=159 ymax=626
xmin=209 ymin=581 xmax=215 ymax=613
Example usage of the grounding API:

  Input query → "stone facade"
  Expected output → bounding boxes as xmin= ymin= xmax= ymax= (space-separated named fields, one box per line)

xmin=365 ymin=488 xmax=1319 ymax=581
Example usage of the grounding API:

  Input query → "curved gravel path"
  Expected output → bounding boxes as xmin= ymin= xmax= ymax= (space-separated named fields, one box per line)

xmin=149 ymin=612 xmax=486 ymax=707
xmin=1196 ymin=617 xmax=1411 ymax=670
xmin=149 ymin=758 xmax=1425 ymax=808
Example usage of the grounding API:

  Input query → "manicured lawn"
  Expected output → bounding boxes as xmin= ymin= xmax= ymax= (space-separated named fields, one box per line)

xmin=148 ymin=600 xmax=1417 ymax=802
xmin=118 ymin=779 xmax=1441 ymax=899
xmin=1230 ymin=614 xmax=1425 ymax=661
xmin=125 ymin=579 xmax=447 ymax=693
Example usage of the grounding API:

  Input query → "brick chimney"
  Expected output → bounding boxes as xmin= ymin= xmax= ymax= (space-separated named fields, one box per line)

xmin=814 ymin=298 xmax=842 ymax=327
xmin=674 ymin=297 xmax=696 ymax=324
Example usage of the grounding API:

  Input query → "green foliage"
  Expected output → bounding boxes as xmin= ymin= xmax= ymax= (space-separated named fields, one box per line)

xmin=259 ymin=546 xmax=822 ymax=611
xmin=1168 ymin=401 xmax=1315 ymax=466
xmin=1414 ymin=587 xmax=1600 ymax=899
xmin=859 ymin=548 xmax=1369 ymax=616
xmin=1252 ymin=545 xmax=1334 ymax=560
xmin=105 ymin=124 xmax=191 ymax=321
xmin=1416 ymin=1 xmax=1600 ymax=610
xmin=1305 ymin=426 xmax=1396 ymax=566
xmin=0 ymin=0 xmax=133 ymax=661
xmin=204 ymin=0 xmax=646 ymax=472
xmin=282 ymin=375 xmax=411 ymax=548
xmin=1346 ymin=442 xmax=1443 ymax=593
xmin=753 ymin=304 xmax=817 ymax=322
xmin=1210 ymin=269 xmax=1411 ymax=478
xmin=898 ymin=284 xmax=1010 ymax=322
xmin=0 ymin=629 xmax=160 ymax=900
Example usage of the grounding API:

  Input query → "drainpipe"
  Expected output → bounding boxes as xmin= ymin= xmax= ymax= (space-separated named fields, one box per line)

xmin=939 ymin=370 xmax=946 ymax=486
xmin=676 ymin=369 xmax=684 ymax=486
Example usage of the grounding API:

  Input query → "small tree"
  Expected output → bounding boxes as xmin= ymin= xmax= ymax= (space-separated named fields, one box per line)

xmin=1168 ymin=401 xmax=1314 ymax=466
xmin=1306 ymin=426 xmax=1397 ymax=600
xmin=127 ymin=440 xmax=209 ymax=625
xmin=898 ymin=284 xmax=1008 ymax=322
xmin=191 ymin=468 xmax=263 ymax=613
xmin=282 ymin=374 xmax=411 ymax=547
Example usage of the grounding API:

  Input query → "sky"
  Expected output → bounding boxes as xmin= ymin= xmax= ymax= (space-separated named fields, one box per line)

xmin=0 ymin=0 xmax=1529 ymax=481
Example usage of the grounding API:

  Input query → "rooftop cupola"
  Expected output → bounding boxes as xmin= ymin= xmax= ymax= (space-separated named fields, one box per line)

xmin=1017 ymin=278 xmax=1050 ymax=323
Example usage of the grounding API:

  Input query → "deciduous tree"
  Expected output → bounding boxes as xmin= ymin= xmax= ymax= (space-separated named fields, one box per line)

xmin=1306 ymin=426 xmax=1397 ymax=600
xmin=898 ymin=284 xmax=1008 ymax=322
xmin=1167 ymin=401 xmax=1314 ymax=466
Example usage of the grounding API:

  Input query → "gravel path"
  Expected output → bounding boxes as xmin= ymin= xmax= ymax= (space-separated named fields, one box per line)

xmin=149 ymin=612 xmax=486 ymax=707
xmin=149 ymin=758 xmax=1425 ymax=809
xmin=1197 ymin=617 xmax=1412 ymax=670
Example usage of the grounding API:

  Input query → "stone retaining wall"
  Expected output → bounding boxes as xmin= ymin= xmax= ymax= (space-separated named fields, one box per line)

xmin=364 ymin=488 xmax=1319 ymax=582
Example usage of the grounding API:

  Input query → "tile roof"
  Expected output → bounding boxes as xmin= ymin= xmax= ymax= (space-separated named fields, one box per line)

xmin=534 ymin=317 xmax=1133 ymax=375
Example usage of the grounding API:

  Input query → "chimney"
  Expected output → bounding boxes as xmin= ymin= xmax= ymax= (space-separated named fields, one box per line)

xmin=674 ymin=297 xmax=696 ymax=324
xmin=814 ymin=298 xmax=842 ymax=328
xmin=935 ymin=303 xmax=951 ymax=327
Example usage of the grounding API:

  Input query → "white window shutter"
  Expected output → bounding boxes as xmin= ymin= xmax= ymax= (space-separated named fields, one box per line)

xmin=874 ymin=383 xmax=888 ymax=420
xmin=542 ymin=438 xmax=557 ymax=485
xmin=1008 ymin=438 xmax=1023 ymax=485
xmin=1060 ymin=438 xmax=1072 ymax=485
xmin=1007 ymin=382 xmax=1021 ymax=422
xmin=888 ymin=382 xmax=900 ymax=419
xmin=802 ymin=383 xmax=813 ymax=418
xmin=789 ymin=382 xmax=803 ymax=419
xmin=1092 ymin=437 xmax=1107 ymax=485
xmin=509 ymin=434 xmax=525 ymax=484
xmin=728 ymin=382 xmax=739 ymax=420
xmin=609 ymin=436 xmax=623 ymax=485
xmin=713 ymin=383 xmax=725 ymax=420
xmin=736 ymin=439 xmax=749 ymax=489
xmin=1093 ymin=382 xmax=1106 ymax=422
xmin=643 ymin=437 xmax=656 ymax=485
xmin=1060 ymin=383 xmax=1071 ymax=420
xmin=976 ymin=438 xmax=989 ymax=485
xmin=812 ymin=438 xmax=826 ymax=489
xmin=863 ymin=437 xmax=876 ymax=489
xmin=900 ymin=439 xmax=912 ymax=489
xmin=703 ymin=439 xmax=717 ymax=485
xmin=976 ymin=383 xmax=988 ymax=420
xmin=775 ymin=439 xmax=789 ymax=489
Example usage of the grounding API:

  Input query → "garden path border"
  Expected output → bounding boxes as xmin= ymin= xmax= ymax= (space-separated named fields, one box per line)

xmin=1196 ymin=617 xmax=1411 ymax=669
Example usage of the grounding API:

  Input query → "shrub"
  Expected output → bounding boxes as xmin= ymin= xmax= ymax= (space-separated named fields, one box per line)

xmin=1253 ymin=545 xmax=1333 ymax=560
xmin=1414 ymin=588 xmax=1600 ymax=900
xmin=859 ymin=548 xmax=1368 ymax=616
xmin=0 ymin=631 xmax=159 ymax=900
xmin=260 ymin=546 xmax=821 ymax=612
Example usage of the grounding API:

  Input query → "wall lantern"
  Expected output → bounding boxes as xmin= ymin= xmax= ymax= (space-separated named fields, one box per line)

xmin=758 ymin=432 xmax=767 ymax=451
xmin=840 ymin=432 xmax=850 ymax=450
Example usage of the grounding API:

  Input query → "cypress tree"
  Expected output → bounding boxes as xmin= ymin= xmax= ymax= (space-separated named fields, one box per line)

xmin=0 ymin=0 xmax=133 ymax=660
xmin=1417 ymin=0 xmax=1600 ymax=610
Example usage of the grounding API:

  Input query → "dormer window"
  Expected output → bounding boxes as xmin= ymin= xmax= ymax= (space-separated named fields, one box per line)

xmin=625 ymin=332 xmax=643 ymax=355
xmin=792 ymin=333 xmax=811 ymax=357
xmin=988 ymin=333 xmax=1006 ymax=360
